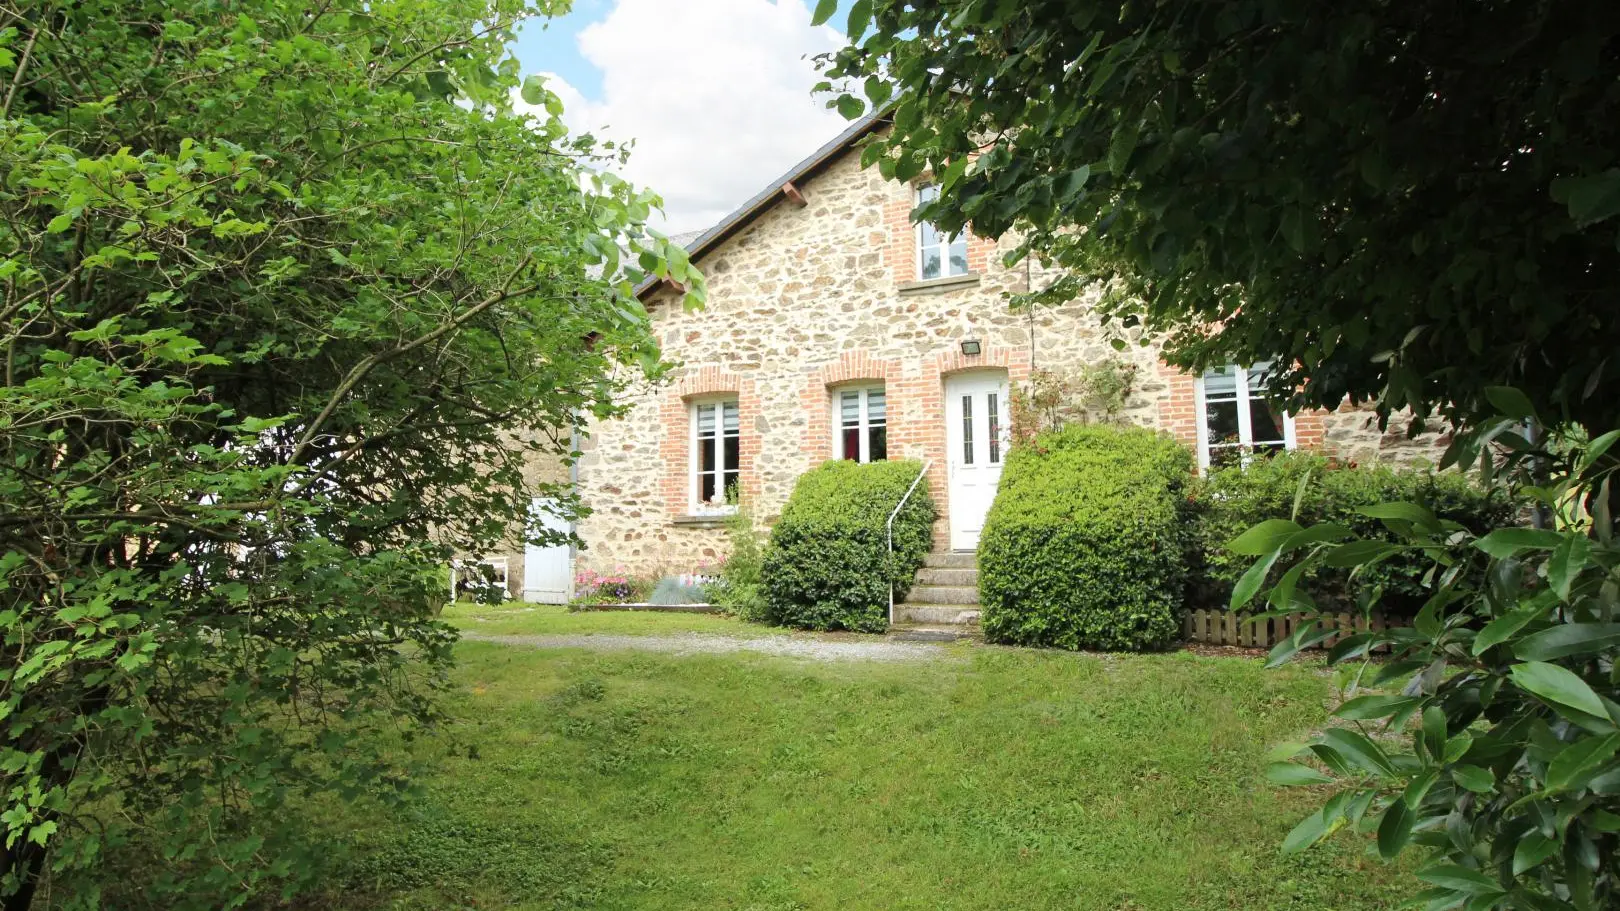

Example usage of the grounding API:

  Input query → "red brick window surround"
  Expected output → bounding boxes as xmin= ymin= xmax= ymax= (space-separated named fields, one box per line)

xmin=800 ymin=352 xmax=901 ymax=461
xmin=1157 ymin=360 xmax=1328 ymax=472
xmin=659 ymin=368 xmax=760 ymax=518
xmin=880 ymin=184 xmax=995 ymax=285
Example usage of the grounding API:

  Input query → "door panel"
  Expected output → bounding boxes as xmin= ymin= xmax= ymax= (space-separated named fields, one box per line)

xmin=523 ymin=497 xmax=573 ymax=604
xmin=945 ymin=372 xmax=1010 ymax=550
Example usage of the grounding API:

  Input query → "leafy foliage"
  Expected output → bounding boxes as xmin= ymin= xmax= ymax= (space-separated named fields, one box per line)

xmin=1239 ymin=414 xmax=1620 ymax=908
xmin=0 ymin=1 xmax=700 ymax=907
xmin=815 ymin=1 xmax=1620 ymax=433
xmin=1191 ymin=452 xmax=1513 ymax=612
xmin=761 ymin=460 xmax=935 ymax=632
xmin=713 ymin=506 xmax=769 ymax=622
xmin=979 ymin=424 xmax=1192 ymax=650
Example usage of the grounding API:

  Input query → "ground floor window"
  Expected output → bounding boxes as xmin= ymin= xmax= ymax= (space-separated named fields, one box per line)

xmin=835 ymin=385 xmax=887 ymax=462
xmin=691 ymin=398 xmax=740 ymax=510
xmin=1197 ymin=362 xmax=1295 ymax=469
xmin=451 ymin=557 xmax=509 ymax=601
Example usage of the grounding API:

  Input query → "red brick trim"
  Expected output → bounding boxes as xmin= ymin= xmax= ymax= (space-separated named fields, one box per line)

xmin=658 ymin=367 xmax=761 ymax=517
xmin=1157 ymin=360 xmax=1201 ymax=450
xmin=799 ymin=352 xmax=902 ymax=460
xmin=1156 ymin=360 xmax=1331 ymax=461
xmin=880 ymin=184 xmax=995 ymax=286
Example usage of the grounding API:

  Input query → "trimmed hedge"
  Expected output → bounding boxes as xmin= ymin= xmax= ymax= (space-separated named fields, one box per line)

xmin=979 ymin=424 xmax=1194 ymax=651
xmin=1190 ymin=451 xmax=1512 ymax=612
xmin=761 ymin=459 xmax=936 ymax=632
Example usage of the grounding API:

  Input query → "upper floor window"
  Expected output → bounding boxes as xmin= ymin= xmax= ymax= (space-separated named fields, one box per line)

xmin=691 ymin=398 xmax=740 ymax=511
xmin=1197 ymin=362 xmax=1295 ymax=470
xmin=916 ymin=185 xmax=969 ymax=281
xmin=835 ymin=385 xmax=887 ymax=463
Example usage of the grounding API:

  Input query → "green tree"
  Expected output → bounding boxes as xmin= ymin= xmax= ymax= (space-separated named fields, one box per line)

xmin=815 ymin=0 xmax=1620 ymax=434
xmin=0 ymin=1 xmax=701 ymax=907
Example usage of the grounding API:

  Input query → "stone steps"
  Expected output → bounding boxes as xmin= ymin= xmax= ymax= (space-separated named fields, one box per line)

xmin=895 ymin=551 xmax=982 ymax=630
xmin=922 ymin=551 xmax=977 ymax=569
xmin=895 ymin=604 xmax=982 ymax=625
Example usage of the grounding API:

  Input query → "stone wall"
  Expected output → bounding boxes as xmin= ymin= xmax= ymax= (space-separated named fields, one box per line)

xmin=568 ymin=138 xmax=1447 ymax=577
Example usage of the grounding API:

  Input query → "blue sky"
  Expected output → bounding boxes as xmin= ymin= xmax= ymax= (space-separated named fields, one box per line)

xmin=508 ymin=0 xmax=859 ymax=232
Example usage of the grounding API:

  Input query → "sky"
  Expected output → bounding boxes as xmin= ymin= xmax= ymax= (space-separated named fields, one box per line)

xmin=510 ymin=0 xmax=858 ymax=233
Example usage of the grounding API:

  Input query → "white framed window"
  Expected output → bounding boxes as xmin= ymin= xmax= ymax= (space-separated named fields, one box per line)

xmin=690 ymin=397 xmax=740 ymax=512
xmin=916 ymin=184 xmax=969 ymax=281
xmin=834 ymin=385 xmax=888 ymax=463
xmin=1196 ymin=362 xmax=1296 ymax=470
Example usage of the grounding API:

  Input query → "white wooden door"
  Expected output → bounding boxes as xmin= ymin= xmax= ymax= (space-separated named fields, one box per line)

xmin=522 ymin=497 xmax=572 ymax=604
xmin=945 ymin=372 xmax=1010 ymax=550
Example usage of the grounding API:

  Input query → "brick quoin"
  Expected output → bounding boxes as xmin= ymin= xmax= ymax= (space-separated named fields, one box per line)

xmin=659 ymin=366 xmax=761 ymax=517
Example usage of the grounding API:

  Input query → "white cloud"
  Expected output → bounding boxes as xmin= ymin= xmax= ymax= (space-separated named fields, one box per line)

xmin=516 ymin=0 xmax=850 ymax=233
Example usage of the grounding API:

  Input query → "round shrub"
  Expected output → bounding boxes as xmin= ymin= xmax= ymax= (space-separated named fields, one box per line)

xmin=979 ymin=424 xmax=1194 ymax=651
xmin=1190 ymin=451 xmax=1512 ymax=612
xmin=761 ymin=459 xmax=936 ymax=632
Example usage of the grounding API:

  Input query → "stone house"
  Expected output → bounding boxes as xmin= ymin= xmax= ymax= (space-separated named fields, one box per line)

xmin=494 ymin=113 xmax=1439 ymax=611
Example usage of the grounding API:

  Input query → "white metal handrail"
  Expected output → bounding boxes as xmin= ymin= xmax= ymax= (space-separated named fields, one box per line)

xmin=887 ymin=459 xmax=933 ymax=626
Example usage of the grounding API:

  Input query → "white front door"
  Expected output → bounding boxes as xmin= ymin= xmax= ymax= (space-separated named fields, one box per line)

xmin=522 ymin=497 xmax=573 ymax=604
xmin=945 ymin=372 xmax=1011 ymax=551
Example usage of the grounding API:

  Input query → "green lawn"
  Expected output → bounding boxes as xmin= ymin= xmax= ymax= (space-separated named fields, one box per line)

xmin=293 ymin=616 xmax=1411 ymax=911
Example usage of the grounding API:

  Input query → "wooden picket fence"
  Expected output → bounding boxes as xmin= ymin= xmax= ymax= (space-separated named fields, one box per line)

xmin=1182 ymin=608 xmax=1390 ymax=650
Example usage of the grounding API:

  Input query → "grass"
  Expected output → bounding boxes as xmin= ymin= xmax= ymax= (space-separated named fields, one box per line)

xmin=285 ymin=621 xmax=1413 ymax=911
xmin=442 ymin=600 xmax=784 ymax=637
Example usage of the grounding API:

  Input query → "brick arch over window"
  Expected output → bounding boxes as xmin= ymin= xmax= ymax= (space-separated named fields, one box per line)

xmin=799 ymin=351 xmax=901 ymax=460
xmin=658 ymin=367 xmax=761 ymax=516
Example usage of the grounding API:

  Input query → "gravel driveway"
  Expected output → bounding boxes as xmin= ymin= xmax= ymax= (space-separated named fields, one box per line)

xmin=459 ymin=631 xmax=953 ymax=663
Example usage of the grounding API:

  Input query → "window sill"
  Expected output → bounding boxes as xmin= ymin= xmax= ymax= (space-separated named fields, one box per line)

xmin=673 ymin=513 xmax=734 ymax=529
xmin=897 ymin=272 xmax=981 ymax=296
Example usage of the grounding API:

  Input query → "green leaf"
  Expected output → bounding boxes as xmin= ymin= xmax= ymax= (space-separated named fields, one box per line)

xmin=1377 ymin=798 xmax=1414 ymax=859
xmin=1359 ymin=501 xmax=1440 ymax=529
xmin=1510 ymin=662 xmax=1608 ymax=719
xmin=1548 ymin=534 xmax=1591 ymax=601
xmin=1324 ymin=540 xmax=1405 ymax=568
xmin=845 ymin=0 xmax=873 ymax=38
xmin=835 ymin=94 xmax=866 ymax=120
xmin=1552 ymin=168 xmax=1620 ymax=227
xmin=1476 ymin=528 xmax=1564 ymax=558
xmin=1473 ymin=606 xmax=1545 ymax=656
xmin=1545 ymin=734 xmax=1620 ymax=792
xmin=1451 ymin=764 xmax=1495 ymax=793
xmin=1321 ymin=727 xmax=1397 ymax=776
xmin=1228 ymin=519 xmax=1303 ymax=555
xmin=1484 ymin=386 xmax=1537 ymax=421
xmin=1334 ymin=695 xmax=1420 ymax=721
xmin=1281 ymin=807 xmax=1333 ymax=853
xmin=1513 ymin=833 xmax=1558 ymax=876
xmin=1266 ymin=762 xmax=1334 ymax=786
xmin=1417 ymin=864 xmax=1506 ymax=895
xmin=1577 ymin=429 xmax=1620 ymax=474
xmin=1230 ymin=550 xmax=1279 ymax=610
xmin=1515 ymin=624 xmax=1620 ymax=662
xmin=810 ymin=0 xmax=839 ymax=26
xmin=520 ymin=73 xmax=546 ymax=106
xmin=1422 ymin=706 xmax=1448 ymax=760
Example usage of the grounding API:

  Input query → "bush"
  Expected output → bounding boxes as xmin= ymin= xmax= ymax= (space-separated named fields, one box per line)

xmin=1190 ymin=451 xmax=1512 ymax=613
xmin=979 ymin=424 xmax=1193 ymax=651
xmin=713 ymin=507 xmax=769 ymax=622
xmin=761 ymin=460 xmax=936 ymax=632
